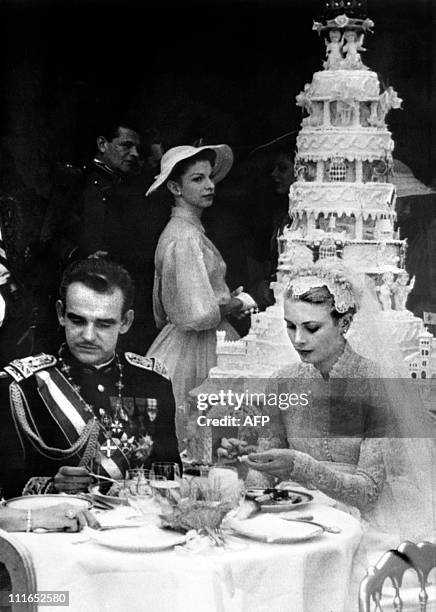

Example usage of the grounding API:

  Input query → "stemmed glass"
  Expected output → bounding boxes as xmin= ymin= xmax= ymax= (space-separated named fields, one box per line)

xmin=150 ymin=463 xmax=182 ymax=507
xmin=125 ymin=468 xmax=155 ymax=521
xmin=150 ymin=462 xmax=181 ymax=482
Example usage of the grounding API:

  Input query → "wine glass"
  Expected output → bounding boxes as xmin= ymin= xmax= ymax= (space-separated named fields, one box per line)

xmin=150 ymin=462 xmax=181 ymax=482
xmin=125 ymin=469 xmax=154 ymax=520
xmin=149 ymin=472 xmax=182 ymax=509
xmin=151 ymin=463 xmax=182 ymax=502
xmin=126 ymin=468 xmax=151 ymax=493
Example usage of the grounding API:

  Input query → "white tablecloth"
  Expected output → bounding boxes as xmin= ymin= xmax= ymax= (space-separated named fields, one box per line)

xmin=8 ymin=504 xmax=362 ymax=612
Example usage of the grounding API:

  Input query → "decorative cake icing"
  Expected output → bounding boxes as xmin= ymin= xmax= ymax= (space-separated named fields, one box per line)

xmin=284 ymin=10 xmax=404 ymax=280
xmin=211 ymin=3 xmax=435 ymax=379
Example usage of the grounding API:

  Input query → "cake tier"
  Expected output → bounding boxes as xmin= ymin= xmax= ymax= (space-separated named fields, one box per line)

xmin=347 ymin=310 xmax=426 ymax=367
xmin=310 ymin=69 xmax=380 ymax=100
xmin=297 ymin=127 xmax=394 ymax=161
xmin=278 ymin=239 xmax=404 ymax=274
xmin=289 ymin=182 xmax=396 ymax=216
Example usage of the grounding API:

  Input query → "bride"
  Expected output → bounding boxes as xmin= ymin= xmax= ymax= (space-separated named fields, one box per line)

xmin=242 ymin=259 xmax=435 ymax=546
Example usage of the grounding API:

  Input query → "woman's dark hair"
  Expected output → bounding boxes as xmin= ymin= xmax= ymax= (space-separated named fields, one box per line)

xmin=292 ymin=285 xmax=356 ymax=321
xmin=60 ymin=258 xmax=135 ymax=315
xmin=167 ymin=149 xmax=217 ymax=184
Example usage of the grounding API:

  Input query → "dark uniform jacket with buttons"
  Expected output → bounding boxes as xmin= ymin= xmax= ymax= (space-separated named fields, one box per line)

xmin=41 ymin=160 xmax=170 ymax=352
xmin=0 ymin=349 xmax=180 ymax=498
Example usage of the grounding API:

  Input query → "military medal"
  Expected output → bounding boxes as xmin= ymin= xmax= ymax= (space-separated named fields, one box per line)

xmin=100 ymin=436 xmax=118 ymax=458
xmin=111 ymin=418 xmax=124 ymax=436
xmin=58 ymin=343 xmax=128 ymax=433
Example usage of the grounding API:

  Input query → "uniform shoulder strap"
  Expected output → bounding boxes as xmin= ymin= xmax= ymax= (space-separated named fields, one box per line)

xmin=4 ymin=353 xmax=57 ymax=383
xmin=124 ymin=352 xmax=170 ymax=380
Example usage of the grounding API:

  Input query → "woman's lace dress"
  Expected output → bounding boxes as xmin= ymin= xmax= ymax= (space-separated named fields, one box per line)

xmin=270 ymin=342 xmax=386 ymax=518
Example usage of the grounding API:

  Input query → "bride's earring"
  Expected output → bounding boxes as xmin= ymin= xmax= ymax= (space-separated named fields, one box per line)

xmin=339 ymin=314 xmax=352 ymax=335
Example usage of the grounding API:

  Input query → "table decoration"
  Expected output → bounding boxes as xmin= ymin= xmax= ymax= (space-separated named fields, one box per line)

xmin=158 ymin=472 xmax=244 ymax=546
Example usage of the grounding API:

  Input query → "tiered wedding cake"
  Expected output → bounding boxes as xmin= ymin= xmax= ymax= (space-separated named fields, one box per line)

xmin=212 ymin=0 xmax=435 ymax=378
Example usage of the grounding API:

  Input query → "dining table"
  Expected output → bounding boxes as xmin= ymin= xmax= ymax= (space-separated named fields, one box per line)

xmin=0 ymin=496 xmax=363 ymax=612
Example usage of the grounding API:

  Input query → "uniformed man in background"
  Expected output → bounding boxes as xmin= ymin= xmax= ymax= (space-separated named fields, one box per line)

xmin=40 ymin=120 xmax=170 ymax=354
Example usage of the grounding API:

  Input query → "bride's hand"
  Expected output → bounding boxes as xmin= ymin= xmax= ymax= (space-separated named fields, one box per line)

xmin=244 ymin=449 xmax=297 ymax=481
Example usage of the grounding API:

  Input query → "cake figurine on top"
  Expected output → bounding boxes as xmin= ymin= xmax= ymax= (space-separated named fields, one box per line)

xmin=213 ymin=0 xmax=435 ymax=378
xmin=286 ymin=4 xmax=403 ymax=277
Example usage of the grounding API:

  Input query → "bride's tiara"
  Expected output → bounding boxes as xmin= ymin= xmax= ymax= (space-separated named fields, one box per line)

xmin=285 ymin=263 xmax=357 ymax=314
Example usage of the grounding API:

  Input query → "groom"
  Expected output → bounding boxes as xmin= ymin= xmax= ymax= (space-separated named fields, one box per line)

xmin=0 ymin=257 xmax=180 ymax=498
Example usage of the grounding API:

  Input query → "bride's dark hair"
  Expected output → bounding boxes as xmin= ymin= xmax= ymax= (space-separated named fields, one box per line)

xmin=292 ymin=284 xmax=356 ymax=321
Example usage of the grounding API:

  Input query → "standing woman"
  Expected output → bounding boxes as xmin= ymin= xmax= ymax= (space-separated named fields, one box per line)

xmin=145 ymin=145 xmax=255 ymax=420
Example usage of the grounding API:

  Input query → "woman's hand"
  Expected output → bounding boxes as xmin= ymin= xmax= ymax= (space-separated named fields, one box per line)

xmin=243 ymin=449 xmax=297 ymax=481
xmin=221 ymin=287 xmax=257 ymax=318
xmin=220 ymin=297 xmax=244 ymax=317
xmin=32 ymin=503 xmax=100 ymax=532
xmin=216 ymin=437 xmax=257 ymax=480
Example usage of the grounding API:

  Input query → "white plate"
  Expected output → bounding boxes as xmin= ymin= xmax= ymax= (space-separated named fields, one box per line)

xmin=277 ymin=482 xmax=337 ymax=507
xmin=85 ymin=525 xmax=187 ymax=552
xmin=5 ymin=494 xmax=90 ymax=511
xmin=90 ymin=485 xmax=129 ymax=506
xmin=229 ymin=515 xmax=323 ymax=543
xmin=246 ymin=488 xmax=313 ymax=513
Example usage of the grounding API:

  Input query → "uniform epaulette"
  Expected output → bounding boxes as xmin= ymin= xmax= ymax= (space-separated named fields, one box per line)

xmin=4 ymin=353 xmax=57 ymax=383
xmin=124 ymin=352 xmax=170 ymax=380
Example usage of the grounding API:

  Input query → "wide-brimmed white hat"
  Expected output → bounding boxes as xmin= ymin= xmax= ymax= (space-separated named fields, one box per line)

xmin=145 ymin=144 xmax=233 ymax=196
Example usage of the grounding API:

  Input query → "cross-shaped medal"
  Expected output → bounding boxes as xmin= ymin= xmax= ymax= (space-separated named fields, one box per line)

xmin=100 ymin=438 xmax=118 ymax=458
xmin=100 ymin=412 xmax=112 ymax=429
xmin=111 ymin=418 xmax=124 ymax=436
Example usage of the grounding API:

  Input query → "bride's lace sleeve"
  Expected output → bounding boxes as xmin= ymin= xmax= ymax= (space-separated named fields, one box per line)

xmin=290 ymin=438 xmax=385 ymax=513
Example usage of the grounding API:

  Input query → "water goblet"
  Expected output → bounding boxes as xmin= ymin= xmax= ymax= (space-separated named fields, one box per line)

xmin=149 ymin=473 xmax=182 ymax=509
xmin=150 ymin=462 xmax=181 ymax=482
xmin=125 ymin=469 xmax=154 ymax=520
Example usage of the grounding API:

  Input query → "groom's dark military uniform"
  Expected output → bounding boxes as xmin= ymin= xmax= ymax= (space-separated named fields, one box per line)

xmin=0 ymin=349 xmax=180 ymax=498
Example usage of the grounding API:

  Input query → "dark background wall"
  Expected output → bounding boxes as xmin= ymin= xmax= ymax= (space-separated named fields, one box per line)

xmin=1 ymin=0 xmax=434 ymax=197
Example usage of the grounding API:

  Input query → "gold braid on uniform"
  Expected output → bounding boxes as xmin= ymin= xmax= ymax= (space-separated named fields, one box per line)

xmin=10 ymin=381 xmax=100 ymax=460
xmin=79 ymin=420 xmax=101 ymax=469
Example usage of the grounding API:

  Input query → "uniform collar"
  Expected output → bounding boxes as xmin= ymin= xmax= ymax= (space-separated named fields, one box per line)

xmin=171 ymin=207 xmax=205 ymax=233
xmin=92 ymin=158 xmax=125 ymax=183
xmin=60 ymin=345 xmax=117 ymax=375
